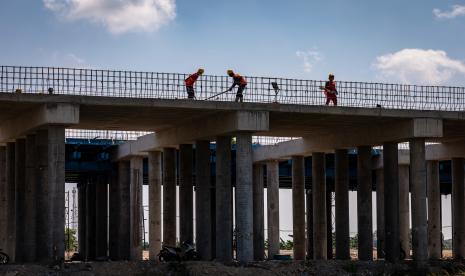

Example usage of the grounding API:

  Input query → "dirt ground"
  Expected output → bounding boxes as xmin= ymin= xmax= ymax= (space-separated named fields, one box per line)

xmin=1 ymin=259 xmax=465 ymax=276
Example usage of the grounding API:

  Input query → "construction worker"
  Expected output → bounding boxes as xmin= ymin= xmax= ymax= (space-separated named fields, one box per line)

xmin=227 ymin=70 xmax=247 ymax=102
xmin=184 ymin=68 xmax=204 ymax=99
xmin=323 ymin=73 xmax=338 ymax=106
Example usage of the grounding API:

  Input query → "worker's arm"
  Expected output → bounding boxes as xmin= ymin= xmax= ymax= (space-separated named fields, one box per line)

xmin=228 ymin=82 xmax=238 ymax=91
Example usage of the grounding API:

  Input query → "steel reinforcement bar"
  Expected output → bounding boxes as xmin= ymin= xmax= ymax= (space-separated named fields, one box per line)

xmin=2 ymin=66 xmax=465 ymax=110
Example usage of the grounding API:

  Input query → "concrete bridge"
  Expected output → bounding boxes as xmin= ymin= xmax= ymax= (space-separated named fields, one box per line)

xmin=1 ymin=66 xmax=465 ymax=265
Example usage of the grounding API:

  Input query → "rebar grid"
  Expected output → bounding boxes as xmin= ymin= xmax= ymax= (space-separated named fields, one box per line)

xmin=2 ymin=66 xmax=465 ymax=110
xmin=65 ymin=129 xmax=152 ymax=141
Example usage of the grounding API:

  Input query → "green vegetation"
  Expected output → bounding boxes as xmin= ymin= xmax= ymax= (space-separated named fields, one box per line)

xmin=65 ymin=228 xmax=78 ymax=252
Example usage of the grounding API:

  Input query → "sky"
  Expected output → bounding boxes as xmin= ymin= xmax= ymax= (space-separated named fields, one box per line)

xmin=1 ymin=0 xmax=465 ymax=86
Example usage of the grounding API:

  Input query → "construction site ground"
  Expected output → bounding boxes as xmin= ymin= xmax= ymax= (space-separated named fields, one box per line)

xmin=1 ymin=259 xmax=465 ymax=276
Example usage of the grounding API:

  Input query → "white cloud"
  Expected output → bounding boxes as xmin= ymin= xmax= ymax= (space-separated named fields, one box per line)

xmin=296 ymin=50 xmax=323 ymax=73
xmin=373 ymin=49 xmax=465 ymax=85
xmin=43 ymin=0 xmax=176 ymax=34
xmin=433 ymin=5 xmax=465 ymax=19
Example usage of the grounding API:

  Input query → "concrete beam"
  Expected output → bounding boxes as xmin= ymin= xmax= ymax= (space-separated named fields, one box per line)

xmin=129 ymin=157 xmax=143 ymax=260
xmin=179 ymin=144 xmax=194 ymax=244
xmin=384 ymin=142 xmax=400 ymax=263
xmin=163 ymin=148 xmax=177 ymax=247
xmin=266 ymin=161 xmax=279 ymax=260
xmin=252 ymin=164 xmax=265 ymax=261
xmin=313 ymin=153 xmax=327 ymax=260
xmin=357 ymin=146 xmax=373 ymax=261
xmin=335 ymin=149 xmax=350 ymax=260
xmin=427 ymin=160 xmax=441 ymax=259
xmin=148 ymin=151 xmax=162 ymax=261
xmin=116 ymin=111 xmax=269 ymax=159
xmin=0 ymin=103 xmax=79 ymax=142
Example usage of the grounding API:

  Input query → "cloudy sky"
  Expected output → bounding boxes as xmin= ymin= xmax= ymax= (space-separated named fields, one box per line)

xmin=1 ymin=0 xmax=465 ymax=86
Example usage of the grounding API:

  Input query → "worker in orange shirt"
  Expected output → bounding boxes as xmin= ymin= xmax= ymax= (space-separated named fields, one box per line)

xmin=227 ymin=70 xmax=247 ymax=102
xmin=322 ymin=73 xmax=338 ymax=106
xmin=184 ymin=68 xmax=204 ymax=99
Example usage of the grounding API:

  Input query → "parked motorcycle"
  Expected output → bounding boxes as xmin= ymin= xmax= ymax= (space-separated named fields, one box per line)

xmin=0 ymin=249 xmax=9 ymax=264
xmin=158 ymin=241 xmax=199 ymax=262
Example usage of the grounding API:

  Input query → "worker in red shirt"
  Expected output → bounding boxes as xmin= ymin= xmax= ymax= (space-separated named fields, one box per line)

xmin=323 ymin=73 xmax=338 ymax=106
xmin=227 ymin=70 xmax=247 ymax=102
xmin=184 ymin=68 xmax=204 ymax=99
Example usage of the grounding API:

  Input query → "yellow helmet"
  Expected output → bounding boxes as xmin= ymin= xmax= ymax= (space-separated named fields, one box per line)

xmin=227 ymin=69 xmax=234 ymax=75
xmin=197 ymin=68 xmax=205 ymax=75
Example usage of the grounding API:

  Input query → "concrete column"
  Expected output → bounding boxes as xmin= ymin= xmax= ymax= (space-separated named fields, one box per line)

xmin=357 ymin=146 xmax=373 ymax=261
xmin=14 ymin=139 xmax=26 ymax=262
xmin=427 ymin=160 xmax=441 ymax=259
xmin=86 ymin=178 xmax=96 ymax=260
xmin=95 ymin=176 xmax=108 ymax=258
xmin=266 ymin=160 xmax=280 ymax=259
xmin=376 ymin=169 xmax=385 ymax=259
xmin=252 ymin=163 xmax=264 ymax=261
xmin=148 ymin=151 xmax=162 ymax=260
xmin=78 ymin=181 xmax=87 ymax=259
xmin=0 ymin=147 xmax=6 ymax=253
xmin=117 ymin=161 xmax=130 ymax=260
xmin=326 ymin=189 xmax=333 ymax=259
xmin=23 ymin=135 xmax=37 ymax=262
xmin=292 ymin=155 xmax=306 ymax=260
xmin=306 ymin=188 xmax=313 ymax=259
xmin=398 ymin=165 xmax=410 ymax=258
xmin=130 ymin=156 xmax=143 ymax=260
xmin=179 ymin=144 xmax=194 ymax=244
xmin=452 ymin=157 xmax=465 ymax=259
xmin=312 ymin=153 xmax=327 ymax=260
xmin=410 ymin=138 xmax=428 ymax=263
xmin=335 ymin=149 xmax=350 ymax=260
xmin=5 ymin=142 xmax=15 ymax=262
xmin=235 ymin=133 xmax=254 ymax=263
xmin=163 ymin=148 xmax=177 ymax=247
xmin=195 ymin=141 xmax=213 ymax=260
xmin=108 ymin=164 xmax=118 ymax=260
xmin=215 ymin=136 xmax=233 ymax=262
xmin=384 ymin=142 xmax=400 ymax=262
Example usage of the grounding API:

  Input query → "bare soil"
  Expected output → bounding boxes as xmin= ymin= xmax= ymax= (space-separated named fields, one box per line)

xmin=1 ymin=259 xmax=465 ymax=276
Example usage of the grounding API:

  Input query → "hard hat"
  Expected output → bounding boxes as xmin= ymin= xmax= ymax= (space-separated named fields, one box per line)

xmin=227 ymin=69 xmax=234 ymax=75
xmin=197 ymin=68 xmax=204 ymax=75
xmin=328 ymin=73 xmax=335 ymax=78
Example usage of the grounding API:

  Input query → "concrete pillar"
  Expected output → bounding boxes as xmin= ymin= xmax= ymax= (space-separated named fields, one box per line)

xmin=312 ymin=153 xmax=327 ymax=260
xmin=117 ymin=161 xmax=130 ymax=260
xmin=163 ymin=148 xmax=177 ymax=247
xmin=410 ymin=138 xmax=428 ymax=263
xmin=95 ymin=176 xmax=108 ymax=258
xmin=0 ymin=147 xmax=6 ymax=253
xmin=384 ymin=142 xmax=400 ymax=262
xmin=427 ymin=160 xmax=441 ymax=259
xmin=292 ymin=155 xmax=306 ymax=260
xmin=23 ymin=135 xmax=37 ymax=262
xmin=326 ymin=189 xmax=333 ymax=259
xmin=215 ymin=136 xmax=233 ymax=262
xmin=306 ymin=188 xmax=313 ymax=259
xmin=252 ymin=163 xmax=264 ymax=261
xmin=179 ymin=144 xmax=194 ymax=244
xmin=86 ymin=178 xmax=96 ymax=260
xmin=357 ymin=146 xmax=373 ymax=261
xmin=235 ymin=133 xmax=254 ymax=263
xmin=452 ymin=157 xmax=465 ymax=259
xmin=130 ymin=156 xmax=143 ymax=260
xmin=266 ymin=160 xmax=280 ymax=259
xmin=335 ymin=149 xmax=350 ymax=260
xmin=376 ymin=169 xmax=385 ymax=259
xmin=78 ymin=180 xmax=87 ymax=259
xmin=108 ymin=164 xmax=118 ymax=260
xmin=148 ymin=151 xmax=162 ymax=260
xmin=398 ymin=165 xmax=410 ymax=258
xmin=5 ymin=142 xmax=15 ymax=262
xmin=14 ymin=139 xmax=26 ymax=262
xmin=195 ymin=141 xmax=213 ymax=260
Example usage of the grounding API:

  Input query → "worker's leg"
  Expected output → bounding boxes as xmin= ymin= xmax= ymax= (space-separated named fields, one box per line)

xmin=325 ymin=97 xmax=330 ymax=105
xmin=332 ymin=97 xmax=337 ymax=106
xmin=236 ymin=86 xmax=245 ymax=103
xmin=186 ymin=86 xmax=195 ymax=99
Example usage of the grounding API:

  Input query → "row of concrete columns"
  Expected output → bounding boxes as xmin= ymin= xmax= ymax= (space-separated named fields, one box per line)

xmin=0 ymin=127 xmax=66 ymax=263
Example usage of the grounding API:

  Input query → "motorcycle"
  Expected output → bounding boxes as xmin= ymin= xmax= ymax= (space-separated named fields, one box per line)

xmin=158 ymin=241 xmax=199 ymax=262
xmin=0 ymin=249 xmax=9 ymax=264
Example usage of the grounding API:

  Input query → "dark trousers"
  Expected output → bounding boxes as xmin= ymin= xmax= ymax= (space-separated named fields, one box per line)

xmin=235 ymin=85 xmax=246 ymax=102
xmin=186 ymin=86 xmax=195 ymax=99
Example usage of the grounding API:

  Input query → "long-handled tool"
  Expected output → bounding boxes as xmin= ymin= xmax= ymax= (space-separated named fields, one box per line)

xmin=205 ymin=89 xmax=230 ymax=100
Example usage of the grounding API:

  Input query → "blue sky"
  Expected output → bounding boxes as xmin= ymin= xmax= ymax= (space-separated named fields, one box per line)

xmin=1 ymin=0 xmax=465 ymax=85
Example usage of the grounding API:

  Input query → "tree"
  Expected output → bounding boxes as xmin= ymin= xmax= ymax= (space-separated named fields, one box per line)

xmin=65 ymin=228 xmax=78 ymax=252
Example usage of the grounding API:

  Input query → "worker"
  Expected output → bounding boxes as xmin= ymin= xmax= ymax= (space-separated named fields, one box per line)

xmin=184 ymin=68 xmax=204 ymax=99
xmin=323 ymin=73 xmax=338 ymax=106
xmin=227 ymin=70 xmax=247 ymax=102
